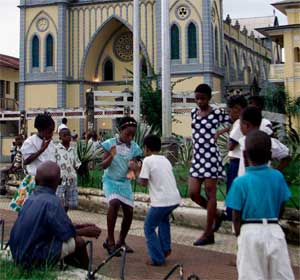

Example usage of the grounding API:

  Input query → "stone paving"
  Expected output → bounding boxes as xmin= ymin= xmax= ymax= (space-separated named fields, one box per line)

xmin=0 ymin=197 xmax=299 ymax=279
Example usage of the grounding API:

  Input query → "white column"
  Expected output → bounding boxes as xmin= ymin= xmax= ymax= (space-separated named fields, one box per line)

xmin=161 ymin=0 xmax=172 ymax=137
xmin=133 ymin=0 xmax=140 ymax=122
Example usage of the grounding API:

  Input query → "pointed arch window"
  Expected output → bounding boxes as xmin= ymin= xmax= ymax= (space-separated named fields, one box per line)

xmin=214 ymin=27 xmax=219 ymax=64
xmin=103 ymin=59 xmax=114 ymax=81
xmin=171 ymin=24 xmax=180 ymax=60
xmin=188 ymin=23 xmax=197 ymax=59
xmin=46 ymin=34 xmax=54 ymax=67
xmin=32 ymin=35 xmax=39 ymax=68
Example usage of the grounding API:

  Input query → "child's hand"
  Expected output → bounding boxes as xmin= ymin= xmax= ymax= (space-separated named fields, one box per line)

xmin=40 ymin=139 xmax=51 ymax=152
xmin=110 ymin=145 xmax=116 ymax=157
xmin=127 ymin=169 xmax=136 ymax=180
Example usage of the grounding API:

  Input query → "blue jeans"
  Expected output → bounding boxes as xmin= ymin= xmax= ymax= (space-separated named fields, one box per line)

xmin=144 ymin=204 xmax=179 ymax=265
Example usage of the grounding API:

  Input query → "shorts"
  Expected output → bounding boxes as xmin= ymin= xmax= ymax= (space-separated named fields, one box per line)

xmin=60 ymin=237 xmax=76 ymax=259
xmin=56 ymin=182 xmax=78 ymax=208
xmin=237 ymin=224 xmax=294 ymax=280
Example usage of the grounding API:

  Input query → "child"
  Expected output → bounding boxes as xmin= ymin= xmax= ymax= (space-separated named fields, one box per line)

xmin=9 ymin=113 xmax=56 ymax=212
xmin=55 ymin=128 xmax=81 ymax=212
xmin=238 ymin=106 xmax=290 ymax=176
xmin=226 ymin=130 xmax=295 ymax=280
xmin=225 ymin=95 xmax=248 ymax=221
xmin=100 ymin=117 xmax=142 ymax=255
xmin=248 ymin=95 xmax=273 ymax=136
xmin=9 ymin=135 xmax=24 ymax=174
xmin=10 ymin=141 xmax=17 ymax=163
xmin=189 ymin=84 xmax=231 ymax=246
xmin=138 ymin=135 xmax=181 ymax=266
xmin=57 ymin=117 xmax=68 ymax=133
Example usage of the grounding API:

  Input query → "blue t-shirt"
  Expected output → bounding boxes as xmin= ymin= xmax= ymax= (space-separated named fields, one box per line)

xmin=226 ymin=165 xmax=291 ymax=220
xmin=101 ymin=137 xmax=142 ymax=182
xmin=9 ymin=186 xmax=75 ymax=268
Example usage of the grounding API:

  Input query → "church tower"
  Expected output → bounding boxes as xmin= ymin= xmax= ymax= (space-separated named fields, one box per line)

xmin=19 ymin=0 xmax=69 ymax=114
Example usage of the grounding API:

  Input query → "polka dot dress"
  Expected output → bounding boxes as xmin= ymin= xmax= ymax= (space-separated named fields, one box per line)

xmin=189 ymin=108 xmax=230 ymax=179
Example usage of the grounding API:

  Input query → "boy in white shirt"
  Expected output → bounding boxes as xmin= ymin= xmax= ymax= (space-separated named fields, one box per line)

xmin=224 ymin=95 xmax=248 ymax=222
xmin=248 ymin=96 xmax=273 ymax=136
xmin=138 ymin=135 xmax=181 ymax=266
xmin=238 ymin=107 xmax=290 ymax=176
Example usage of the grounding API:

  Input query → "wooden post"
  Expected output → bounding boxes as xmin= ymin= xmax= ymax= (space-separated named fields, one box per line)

xmin=86 ymin=89 xmax=95 ymax=130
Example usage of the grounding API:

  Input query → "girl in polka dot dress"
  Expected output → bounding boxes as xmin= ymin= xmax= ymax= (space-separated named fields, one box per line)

xmin=189 ymin=84 xmax=231 ymax=246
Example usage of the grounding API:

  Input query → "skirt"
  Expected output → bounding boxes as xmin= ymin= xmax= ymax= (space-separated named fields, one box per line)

xmin=102 ymin=176 xmax=134 ymax=208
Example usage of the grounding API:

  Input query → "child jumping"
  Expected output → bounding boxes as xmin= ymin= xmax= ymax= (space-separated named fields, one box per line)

xmin=138 ymin=135 xmax=181 ymax=266
xmin=100 ymin=117 xmax=142 ymax=255
xmin=226 ymin=130 xmax=294 ymax=280
xmin=189 ymin=84 xmax=231 ymax=246
xmin=10 ymin=113 xmax=56 ymax=212
xmin=55 ymin=128 xmax=81 ymax=212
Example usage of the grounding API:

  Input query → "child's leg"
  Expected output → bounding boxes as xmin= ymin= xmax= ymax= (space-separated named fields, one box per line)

xmin=56 ymin=184 xmax=66 ymax=209
xmin=188 ymin=177 xmax=208 ymax=208
xmin=158 ymin=205 xmax=178 ymax=256
xmin=203 ymin=178 xmax=217 ymax=236
xmin=65 ymin=182 xmax=78 ymax=213
xmin=107 ymin=199 xmax=121 ymax=245
xmin=117 ymin=202 xmax=133 ymax=246
xmin=268 ymin=226 xmax=295 ymax=280
xmin=226 ymin=159 xmax=240 ymax=221
xmin=144 ymin=207 xmax=166 ymax=265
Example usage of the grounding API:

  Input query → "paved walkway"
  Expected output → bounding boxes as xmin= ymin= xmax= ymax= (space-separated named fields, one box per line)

xmin=0 ymin=197 xmax=299 ymax=279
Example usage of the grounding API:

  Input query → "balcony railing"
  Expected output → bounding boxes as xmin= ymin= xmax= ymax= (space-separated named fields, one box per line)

xmin=0 ymin=98 xmax=19 ymax=111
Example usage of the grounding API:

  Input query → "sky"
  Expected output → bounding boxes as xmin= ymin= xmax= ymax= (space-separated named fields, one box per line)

xmin=0 ymin=0 xmax=287 ymax=58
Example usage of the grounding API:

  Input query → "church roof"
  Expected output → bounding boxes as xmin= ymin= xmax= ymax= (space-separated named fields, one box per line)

xmin=232 ymin=15 xmax=278 ymax=38
xmin=0 ymin=54 xmax=19 ymax=70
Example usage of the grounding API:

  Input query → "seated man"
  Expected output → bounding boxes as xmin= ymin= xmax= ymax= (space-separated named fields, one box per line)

xmin=9 ymin=161 xmax=101 ymax=270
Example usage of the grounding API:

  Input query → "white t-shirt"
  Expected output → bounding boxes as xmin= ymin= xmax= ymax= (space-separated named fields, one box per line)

xmin=260 ymin=118 xmax=273 ymax=136
xmin=229 ymin=118 xmax=273 ymax=160
xmin=20 ymin=134 xmax=56 ymax=176
xmin=57 ymin=123 xmax=68 ymax=133
xmin=228 ymin=119 xmax=243 ymax=159
xmin=139 ymin=155 xmax=181 ymax=207
xmin=237 ymin=136 xmax=289 ymax=176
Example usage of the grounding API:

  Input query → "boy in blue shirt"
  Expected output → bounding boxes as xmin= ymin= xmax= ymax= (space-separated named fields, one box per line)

xmin=226 ymin=130 xmax=294 ymax=280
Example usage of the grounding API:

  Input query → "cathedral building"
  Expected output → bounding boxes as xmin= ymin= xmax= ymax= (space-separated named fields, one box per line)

xmin=18 ymin=0 xmax=272 ymax=134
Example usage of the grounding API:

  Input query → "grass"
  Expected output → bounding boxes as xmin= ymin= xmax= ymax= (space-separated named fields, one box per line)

xmin=0 ymin=258 xmax=57 ymax=280
xmin=78 ymin=163 xmax=299 ymax=209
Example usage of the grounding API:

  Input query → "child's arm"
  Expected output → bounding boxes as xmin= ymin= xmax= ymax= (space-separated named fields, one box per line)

xmin=271 ymin=139 xmax=291 ymax=171
xmin=232 ymin=210 xmax=242 ymax=237
xmin=215 ymin=127 xmax=230 ymax=140
xmin=100 ymin=146 xmax=116 ymax=169
xmin=23 ymin=139 xmax=51 ymax=165
xmin=279 ymin=202 xmax=286 ymax=219
xmin=275 ymin=156 xmax=291 ymax=172
xmin=228 ymin=139 xmax=239 ymax=151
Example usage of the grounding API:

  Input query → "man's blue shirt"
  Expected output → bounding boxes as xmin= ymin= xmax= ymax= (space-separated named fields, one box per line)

xmin=9 ymin=186 xmax=75 ymax=267
xmin=226 ymin=165 xmax=291 ymax=220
